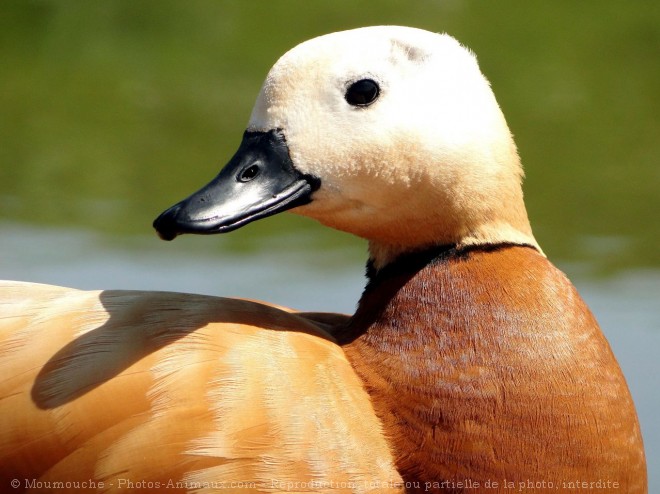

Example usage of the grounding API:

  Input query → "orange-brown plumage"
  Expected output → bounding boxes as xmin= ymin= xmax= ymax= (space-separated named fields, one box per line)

xmin=1 ymin=25 xmax=647 ymax=493
xmin=0 ymin=282 xmax=402 ymax=493
xmin=341 ymin=244 xmax=646 ymax=492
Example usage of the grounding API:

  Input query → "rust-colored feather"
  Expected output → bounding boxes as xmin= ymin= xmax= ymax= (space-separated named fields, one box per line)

xmin=0 ymin=243 xmax=647 ymax=494
xmin=2 ymin=25 xmax=647 ymax=494
xmin=341 ymin=245 xmax=646 ymax=493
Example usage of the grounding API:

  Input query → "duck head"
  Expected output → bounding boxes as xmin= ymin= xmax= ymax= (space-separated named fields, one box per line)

xmin=154 ymin=26 xmax=539 ymax=267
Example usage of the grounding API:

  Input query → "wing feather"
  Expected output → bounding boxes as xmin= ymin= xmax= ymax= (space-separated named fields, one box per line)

xmin=0 ymin=281 xmax=402 ymax=493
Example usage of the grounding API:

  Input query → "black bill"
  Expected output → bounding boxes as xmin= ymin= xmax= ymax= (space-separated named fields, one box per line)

xmin=153 ymin=130 xmax=319 ymax=241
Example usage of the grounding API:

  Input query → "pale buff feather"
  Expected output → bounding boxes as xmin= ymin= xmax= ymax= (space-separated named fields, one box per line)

xmin=0 ymin=281 xmax=403 ymax=493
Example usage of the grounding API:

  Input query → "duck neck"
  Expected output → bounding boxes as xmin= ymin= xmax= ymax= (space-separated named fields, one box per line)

xmin=338 ymin=243 xmax=645 ymax=491
xmin=338 ymin=242 xmax=535 ymax=485
xmin=338 ymin=242 xmax=481 ymax=345
xmin=367 ymin=223 xmax=541 ymax=271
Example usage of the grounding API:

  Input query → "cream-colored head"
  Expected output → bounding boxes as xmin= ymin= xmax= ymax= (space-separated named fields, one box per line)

xmin=247 ymin=26 xmax=538 ymax=265
xmin=248 ymin=26 xmax=539 ymax=265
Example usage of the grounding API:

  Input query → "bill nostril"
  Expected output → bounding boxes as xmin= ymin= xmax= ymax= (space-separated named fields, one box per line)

xmin=239 ymin=164 xmax=260 ymax=182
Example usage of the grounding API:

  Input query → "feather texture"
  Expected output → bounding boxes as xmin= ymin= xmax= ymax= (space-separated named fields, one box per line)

xmin=1 ymin=25 xmax=647 ymax=493
xmin=0 ymin=281 xmax=402 ymax=493
xmin=341 ymin=245 xmax=646 ymax=493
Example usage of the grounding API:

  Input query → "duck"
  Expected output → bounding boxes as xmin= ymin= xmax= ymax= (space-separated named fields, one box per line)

xmin=0 ymin=25 xmax=646 ymax=493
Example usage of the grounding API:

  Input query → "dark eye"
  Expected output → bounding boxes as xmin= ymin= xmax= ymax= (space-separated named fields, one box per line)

xmin=239 ymin=164 xmax=260 ymax=182
xmin=345 ymin=79 xmax=380 ymax=107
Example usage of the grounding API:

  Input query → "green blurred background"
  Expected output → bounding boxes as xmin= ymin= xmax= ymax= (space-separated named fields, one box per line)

xmin=1 ymin=0 xmax=659 ymax=487
xmin=1 ymin=0 xmax=658 ymax=270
